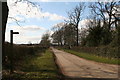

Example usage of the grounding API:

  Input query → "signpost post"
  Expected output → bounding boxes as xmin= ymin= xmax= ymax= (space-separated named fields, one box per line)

xmin=10 ymin=30 xmax=19 ymax=74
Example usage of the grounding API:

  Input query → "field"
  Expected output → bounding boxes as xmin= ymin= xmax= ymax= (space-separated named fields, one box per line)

xmin=3 ymin=47 xmax=61 ymax=79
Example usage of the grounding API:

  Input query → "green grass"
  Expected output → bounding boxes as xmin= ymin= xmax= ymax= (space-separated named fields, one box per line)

xmin=3 ymin=49 xmax=60 ymax=79
xmin=61 ymin=49 xmax=119 ymax=65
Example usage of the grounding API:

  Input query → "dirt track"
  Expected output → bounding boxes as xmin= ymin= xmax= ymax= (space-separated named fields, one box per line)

xmin=52 ymin=48 xmax=119 ymax=78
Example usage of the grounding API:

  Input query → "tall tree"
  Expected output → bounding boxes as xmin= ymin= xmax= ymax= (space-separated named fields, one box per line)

xmin=86 ymin=20 xmax=103 ymax=46
xmin=79 ymin=28 xmax=88 ymax=46
xmin=66 ymin=3 xmax=85 ymax=46
xmin=52 ymin=29 xmax=64 ymax=46
xmin=51 ymin=23 xmax=65 ymax=46
xmin=63 ymin=23 xmax=76 ymax=47
xmin=51 ymin=31 xmax=59 ymax=45
xmin=89 ymin=2 xmax=119 ymax=45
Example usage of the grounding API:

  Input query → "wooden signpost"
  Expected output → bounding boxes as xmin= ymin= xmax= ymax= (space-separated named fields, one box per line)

xmin=10 ymin=30 xmax=19 ymax=74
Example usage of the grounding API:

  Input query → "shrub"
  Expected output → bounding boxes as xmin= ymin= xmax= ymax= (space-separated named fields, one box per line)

xmin=3 ymin=42 xmax=46 ymax=70
xmin=68 ymin=46 xmax=118 ymax=59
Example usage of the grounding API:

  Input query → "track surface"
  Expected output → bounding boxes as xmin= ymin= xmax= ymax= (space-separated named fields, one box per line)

xmin=52 ymin=48 xmax=119 ymax=78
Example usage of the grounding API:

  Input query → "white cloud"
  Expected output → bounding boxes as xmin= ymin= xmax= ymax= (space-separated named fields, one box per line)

xmin=79 ymin=19 xmax=91 ymax=29
xmin=14 ymin=35 xmax=42 ymax=44
xmin=6 ymin=1 xmax=66 ymax=44
xmin=21 ymin=25 xmax=45 ymax=31
xmin=7 ymin=1 xmax=66 ymax=23
xmin=52 ymin=22 xmax=65 ymax=30
xmin=42 ymin=12 xmax=66 ymax=21
xmin=51 ymin=20 xmax=90 ymax=31
xmin=8 ymin=1 xmax=43 ymax=19
xmin=49 ymin=13 xmax=66 ymax=21
xmin=5 ymin=25 xmax=45 ymax=44
xmin=104 ymin=12 xmax=109 ymax=19
xmin=6 ymin=25 xmax=45 ymax=32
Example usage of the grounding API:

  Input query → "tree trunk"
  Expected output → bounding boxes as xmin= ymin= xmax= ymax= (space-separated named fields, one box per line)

xmin=60 ymin=41 xmax=62 ymax=46
xmin=76 ymin=26 xmax=79 ymax=46
xmin=2 ymin=2 xmax=8 ymax=44
xmin=2 ymin=2 xmax=9 ymax=62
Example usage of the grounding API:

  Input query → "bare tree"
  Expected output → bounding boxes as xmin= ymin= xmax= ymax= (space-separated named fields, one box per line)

xmin=89 ymin=2 xmax=119 ymax=30
xmin=66 ymin=3 xmax=85 ymax=46
xmin=51 ymin=23 xmax=65 ymax=46
xmin=51 ymin=23 xmax=76 ymax=48
xmin=63 ymin=23 xmax=76 ymax=48
xmin=110 ymin=2 xmax=120 ymax=29
xmin=89 ymin=1 xmax=120 ymax=45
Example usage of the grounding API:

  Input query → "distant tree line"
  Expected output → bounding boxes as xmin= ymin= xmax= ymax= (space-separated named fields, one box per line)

xmin=40 ymin=32 xmax=51 ymax=48
xmin=51 ymin=2 xmax=120 ymax=48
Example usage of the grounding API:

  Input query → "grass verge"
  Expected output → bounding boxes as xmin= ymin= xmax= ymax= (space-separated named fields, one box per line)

xmin=60 ymin=48 xmax=119 ymax=65
xmin=3 ymin=49 xmax=60 ymax=79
